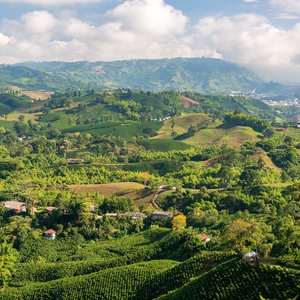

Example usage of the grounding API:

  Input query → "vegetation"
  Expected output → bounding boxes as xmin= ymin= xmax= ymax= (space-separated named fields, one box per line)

xmin=0 ymin=86 xmax=298 ymax=299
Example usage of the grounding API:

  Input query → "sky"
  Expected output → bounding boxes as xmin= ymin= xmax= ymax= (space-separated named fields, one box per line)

xmin=1 ymin=0 xmax=300 ymax=83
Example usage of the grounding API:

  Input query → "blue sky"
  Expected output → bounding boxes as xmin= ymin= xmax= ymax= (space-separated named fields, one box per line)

xmin=0 ymin=0 xmax=300 ymax=82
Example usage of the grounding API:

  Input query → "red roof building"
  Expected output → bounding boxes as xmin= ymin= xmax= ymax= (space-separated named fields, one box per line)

xmin=44 ymin=229 xmax=56 ymax=240
xmin=199 ymin=233 xmax=211 ymax=243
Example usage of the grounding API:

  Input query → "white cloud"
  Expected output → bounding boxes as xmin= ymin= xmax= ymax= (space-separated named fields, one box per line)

xmin=270 ymin=0 xmax=300 ymax=13
xmin=107 ymin=0 xmax=187 ymax=37
xmin=243 ymin=0 xmax=258 ymax=3
xmin=0 ymin=32 xmax=10 ymax=46
xmin=21 ymin=11 xmax=56 ymax=34
xmin=0 ymin=0 xmax=103 ymax=5
xmin=274 ymin=13 xmax=299 ymax=20
xmin=192 ymin=13 xmax=300 ymax=81
xmin=1 ymin=0 xmax=300 ymax=82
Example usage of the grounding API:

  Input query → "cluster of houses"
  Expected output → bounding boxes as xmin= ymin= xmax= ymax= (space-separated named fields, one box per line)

xmin=263 ymin=98 xmax=300 ymax=107
xmin=150 ymin=116 xmax=172 ymax=122
xmin=2 ymin=201 xmax=210 ymax=243
xmin=3 ymin=201 xmax=27 ymax=213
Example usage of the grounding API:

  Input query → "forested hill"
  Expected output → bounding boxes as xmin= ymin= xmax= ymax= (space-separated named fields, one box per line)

xmin=0 ymin=58 xmax=260 ymax=92
xmin=16 ymin=58 xmax=260 ymax=93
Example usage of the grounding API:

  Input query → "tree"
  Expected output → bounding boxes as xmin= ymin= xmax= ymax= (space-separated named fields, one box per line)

xmin=187 ymin=125 xmax=196 ymax=135
xmin=0 ymin=216 xmax=32 ymax=248
xmin=0 ymin=146 xmax=9 ymax=159
xmin=0 ymin=242 xmax=18 ymax=290
xmin=85 ymin=133 xmax=92 ymax=140
xmin=18 ymin=115 xmax=25 ymax=123
xmin=172 ymin=214 xmax=187 ymax=231
xmin=223 ymin=219 xmax=273 ymax=255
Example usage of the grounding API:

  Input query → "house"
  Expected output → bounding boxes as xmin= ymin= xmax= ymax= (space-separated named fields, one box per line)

xmin=151 ymin=210 xmax=174 ymax=220
xmin=199 ymin=233 xmax=211 ymax=243
xmin=123 ymin=212 xmax=146 ymax=220
xmin=88 ymin=204 xmax=96 ymax=213
xmin=158 ymin=184 xmax=168 ymax=190
xmin=44 ymin=229 xmax=56 ymax=240
xmin=4 ymin=201 xmax=26 ymax=213
xmin=242 ymin=250 xmax=258 ymax=263
xmin=66 ymin=158 xmax=85 ymax=164
xmin=44 ymin=206 xmax=57 ymax=214
xmin=104 ymin=213 xmax=118 ymax=218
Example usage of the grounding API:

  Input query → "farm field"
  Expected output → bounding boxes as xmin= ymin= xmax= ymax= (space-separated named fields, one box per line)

xmin=0 ymin=112 xmax=40 ymax=123
xmin=186 ymin=126 xmax=259 ymax=147
xmin=286 ymin=128 xmax=300 ymax=142
xmin=68 ymin=182 xmax=145 ymax=196
xmin=1 ymin=230 xmax=298 ymax=300
xmin=153 ymin=113 xmax=211 ymax=139
xmin=153 ymin=113 xmax=259 ymax=147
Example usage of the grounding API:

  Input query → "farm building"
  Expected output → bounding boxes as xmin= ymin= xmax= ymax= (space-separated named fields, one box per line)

xmin=4 ymin=201 xmax=26 ymax=213
xmin=151 ymin=210 xmax=174 ymax=220
xmin=44 ymin=229 xmax=56 ymax=240
xmin=123 ymin=212 xmax=146 ymax=220
xmin=44 ymin=206 xmax=57 ymax=214
xmin=199 ymin=233 xmax=211 ymax=243
xmin=104 ymin=213 xmax=118 ymax=218
xmin=242 ymin=251 xmax=258 ymax=264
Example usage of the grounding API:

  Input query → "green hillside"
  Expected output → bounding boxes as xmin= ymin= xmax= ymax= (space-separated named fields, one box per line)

xmin=158 ymin=258 xmax=300 ymax=300
xmin=1 ymin=230 xmax=299 ymax=299
xmin=15 ymin=58 xmax=260 ymax=93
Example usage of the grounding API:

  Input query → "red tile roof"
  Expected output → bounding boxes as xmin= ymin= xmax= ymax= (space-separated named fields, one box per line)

xmin=199 ymin=233 xmax=209 ymax=241
xmin=44 ymin=229 xmax=56 ymax=235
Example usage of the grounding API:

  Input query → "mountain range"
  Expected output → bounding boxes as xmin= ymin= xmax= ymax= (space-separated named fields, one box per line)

xmin=0 ymin=57 xmax=299 ymax=96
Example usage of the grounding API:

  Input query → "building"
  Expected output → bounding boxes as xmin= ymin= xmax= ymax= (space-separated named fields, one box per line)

xmin=104 ymin=213 xmax=118 ymax=218
xmin=158 ymin=184 xmax=168 ymax=190
xmin=44 ymin=229 xmax=56 ymax=240
xmin=4 ymin=201 xmax=26 ymax=213
xmin=44 ymin=206 xmax=57 ymax=214
xmin=123 ymin=212 xmax=146 ymax=220
xmin=242 ymin=250 xmax=258 ymax=263
xmin=66 ymin=158 xmax=85 ymax=164
xmin=199 ymin=233 xmax=211 ymax=243
xmin=151 ymin=210 xmax=174 ymax=220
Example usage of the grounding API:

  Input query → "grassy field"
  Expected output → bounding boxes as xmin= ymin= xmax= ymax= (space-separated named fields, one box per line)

xmin=8 ymin=86 xmax=53 ymax=100
xmin=154 ymin=113 xmax=211 ymax=139
xmin=0 ymin=112 xmax=40 ymax=123
xmin=254 ymin=153 xmax=282 ymax=171
xmin=67 ymin=182 xmax=173 ymax=209
xmin=0 ymin=120 xmax=14 ymax=129
xmin=154 ymin=113 xmax=259 ymax=147
xmin=186 ymin=126 xmax=259 ymax=147
xmin=21 ymin=90 xmax=52 ymax=100
xmin=68 ymin=182 xmax=145 ymax=196
xmin=286 ymin=128 xmax=300 ymax=142
xmin=180 ymin=95 xmax=199 ymax=108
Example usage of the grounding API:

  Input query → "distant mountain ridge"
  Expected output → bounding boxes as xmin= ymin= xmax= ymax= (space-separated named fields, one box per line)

xmin=0 ymin=57 xmax=299 ymax=96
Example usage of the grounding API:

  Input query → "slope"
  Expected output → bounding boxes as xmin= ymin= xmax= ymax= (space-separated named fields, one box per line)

xmin=157 ymin=258 xmax=300 ymax=300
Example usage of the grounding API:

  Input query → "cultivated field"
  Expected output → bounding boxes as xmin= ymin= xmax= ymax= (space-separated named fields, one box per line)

xmin=153 ymin=113 xmax=259 ymax=147
xmin=68 ymin=182 xmax=145 ymax=196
